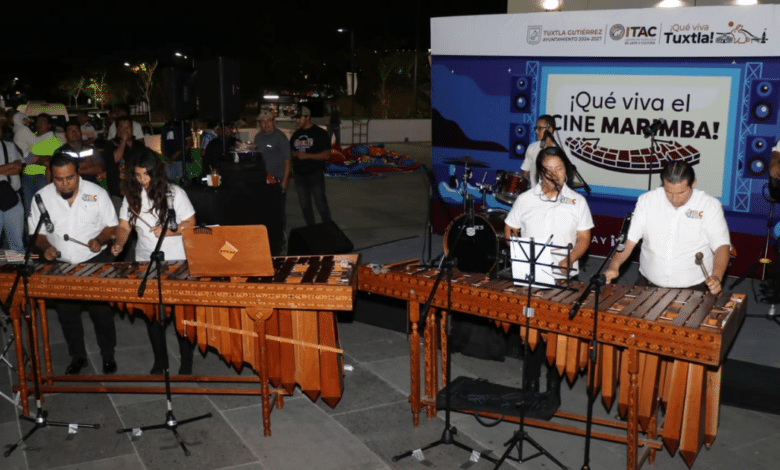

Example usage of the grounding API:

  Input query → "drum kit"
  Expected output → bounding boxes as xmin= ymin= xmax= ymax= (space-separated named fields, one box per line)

xmin=442 ymin=155 xmax=528 ymax=274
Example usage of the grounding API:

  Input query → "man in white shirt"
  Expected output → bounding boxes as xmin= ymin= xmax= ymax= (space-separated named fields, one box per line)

xmin=521 ymin=115 xmax=573 ymax=188
xmin=30 ymin=154 xmax=119 ymax=374
xmin=106 ymin=108 xmax=144 ymax=140
xmin=605 ymin=161 xmax=730 ymax=294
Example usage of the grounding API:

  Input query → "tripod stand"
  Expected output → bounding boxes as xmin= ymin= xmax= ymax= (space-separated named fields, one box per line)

xmin=494 ymin=236 xmax=569 ymax=470
xmin=117 ymin=216 xmax=211 ymax=455
xmin=4 ymin=216 xmax=99 ymax=457
xmin=392 ymin=218 xmax=498 ymax=465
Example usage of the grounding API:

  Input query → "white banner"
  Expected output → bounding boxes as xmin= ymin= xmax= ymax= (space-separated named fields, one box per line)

xmin=432 ymin=5 xmax=777 ymax=58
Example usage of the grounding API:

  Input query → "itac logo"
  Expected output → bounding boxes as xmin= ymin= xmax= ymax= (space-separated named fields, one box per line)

xmin=609 ymin=24 xmax=625 ymax=41
xmin=527 ymin=25 xmax=542 ymax=45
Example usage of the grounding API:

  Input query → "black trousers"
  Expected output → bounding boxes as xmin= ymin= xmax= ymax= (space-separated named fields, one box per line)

xmin=54 ymin=250 xmax=116 ymax=360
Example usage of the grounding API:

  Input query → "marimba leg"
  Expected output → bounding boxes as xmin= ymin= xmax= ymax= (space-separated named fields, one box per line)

xmin=11 ymin=301 xmax=29 ymax=416
xmin=408 ymin=302 xmax=421 ymax=427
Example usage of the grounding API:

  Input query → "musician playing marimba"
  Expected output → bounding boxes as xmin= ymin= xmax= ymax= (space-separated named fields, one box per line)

xmin=504 ymin=146 xmax=594 ymax=404
xmin=111 ymin=151 xmax=196 ymax=374
xmin=605 ymin=161 xmax=730 ymax=295
xmin=30 ymin=153 xmax=119 ymax=375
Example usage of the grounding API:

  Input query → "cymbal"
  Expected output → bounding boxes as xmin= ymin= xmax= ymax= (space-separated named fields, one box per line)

xmin=443 ymin=155 xmax=490 ymax=168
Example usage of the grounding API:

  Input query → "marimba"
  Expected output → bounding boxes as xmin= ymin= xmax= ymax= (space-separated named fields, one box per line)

xmin=0 ymin=254 xmax=359 ymax=436
xmin=358 ymin=260 xmax=746 ymax=470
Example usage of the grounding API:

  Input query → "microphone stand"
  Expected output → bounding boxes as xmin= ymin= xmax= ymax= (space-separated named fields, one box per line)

xmin=117 ymin=213 xmax=211 ymax=456
xmin=567 ymin=231 xmax=626 ymax=470
xmin=493 ymin=236 xmax=569 ymax=470
xmin=419 ymin=164 xmax=435 ymax=267
xmin=646 ymin=130 xmax=660 ymax=191
xmin=392 ymin=221 xmax=499 ymax=466
xmin=4 ymin=216 xmax=99 ymax=457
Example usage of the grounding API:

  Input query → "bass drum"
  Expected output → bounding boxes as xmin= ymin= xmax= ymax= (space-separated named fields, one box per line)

xmin=443 ymin=209 xmax=507 ymax=273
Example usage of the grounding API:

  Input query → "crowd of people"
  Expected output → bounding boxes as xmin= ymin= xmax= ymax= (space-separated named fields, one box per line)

xmin=0 ymin=103 xmax=338 ymax=376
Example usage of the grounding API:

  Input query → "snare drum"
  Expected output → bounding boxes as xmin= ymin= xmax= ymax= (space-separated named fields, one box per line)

xmin=443 ymin=209 xmax=507 ymax=273
xmin=495 ymin=171 xmax=527 ymax=206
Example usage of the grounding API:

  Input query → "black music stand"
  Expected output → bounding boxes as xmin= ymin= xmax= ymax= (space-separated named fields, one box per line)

xmin=392 ymin=221 xmax=499 ymax=466
xmin=4 ymin=215 xmax=99 ymax=457
xmin=493 ymin=236 xmax=569 ymax=470
xmin=117 ymin=214 xmax=211 ymax=456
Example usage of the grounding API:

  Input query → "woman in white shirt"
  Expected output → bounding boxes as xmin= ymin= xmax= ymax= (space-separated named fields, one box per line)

xmin=112 ymin=151 xmax=196 ymax=374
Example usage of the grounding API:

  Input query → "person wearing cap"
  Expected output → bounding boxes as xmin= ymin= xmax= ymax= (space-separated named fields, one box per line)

xmin=289 ymin=106 xmax=332 ymax=226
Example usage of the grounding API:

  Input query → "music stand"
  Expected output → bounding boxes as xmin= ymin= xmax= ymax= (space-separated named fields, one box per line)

xmin=117 ymin=213 xmax=211 ymax=456
xmin=492 ymin=236 xmax=570 ymax=470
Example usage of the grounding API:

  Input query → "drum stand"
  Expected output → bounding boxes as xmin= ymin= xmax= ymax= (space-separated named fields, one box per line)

xmin=4 ymin=216 xmax=100 ymax=457
xmin=493 ymin=237 xmax=568 ymax=470
xmin=392 ymin=224 xmax=499 ymax=466
xmin=117 ymin=218 xmax=211 ymax=456
xmin=730 ymin=180 xmax=780 ymax=326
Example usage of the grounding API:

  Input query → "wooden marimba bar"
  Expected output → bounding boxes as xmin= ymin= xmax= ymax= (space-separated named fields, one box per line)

xmin=0 ymin=254 xmax=359 ymax=436
xmin=357 ymin=260 xmax=747 ymax=470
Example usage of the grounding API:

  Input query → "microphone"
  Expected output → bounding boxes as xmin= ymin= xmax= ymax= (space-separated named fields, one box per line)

xmin=643 ymin=118 xmax=666 ymax=137
xmin=34 ymin=194 xmax=54 ymax=233
xmin=166 ymin=190 xmax=178 ymax=232
xmin=616 ymin=212 xmax=633 ymax=251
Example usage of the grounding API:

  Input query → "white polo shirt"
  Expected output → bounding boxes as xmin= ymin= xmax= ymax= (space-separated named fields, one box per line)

xmin=521 ymin=141 xmax=574 ymax=188
xmin=505 ymin=184 xmax=594 ymax=279
xmin=29 ymin=178 xmax=118 ymax=264
xmin=119 ymin=184 xmax=195 ymax=262
xmin=628 ymin=186 xmax=730 ymax=288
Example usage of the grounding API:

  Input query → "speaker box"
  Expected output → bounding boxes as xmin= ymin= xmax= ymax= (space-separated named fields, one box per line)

xmin=288 ymin=221 xmax=354 ymax=256
xmin=195 ymin=57 xmax=242 ymax=122
xmin=509 ymin=75 xmax=534 ymax=114
xmin=161 ymin=67 xmax=195 ymax=121
xmin=509 ymin=122 xmax=530 ymax=160
xmin=742 ymin=135 xmax=774 ymax=179
xmin=748 ymin=79 xmax=779 ymax=126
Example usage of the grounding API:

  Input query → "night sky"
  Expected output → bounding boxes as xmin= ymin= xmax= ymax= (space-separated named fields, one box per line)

xmin=4 ymin=1 xmax=506 ymax=101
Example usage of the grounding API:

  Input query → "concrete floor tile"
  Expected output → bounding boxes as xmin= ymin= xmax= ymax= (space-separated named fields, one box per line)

xmin=224 ymin=399 xmax=385 ymax=470
xmin=116 ymin=395 xmax=256 ymax=470
xmin=49 ymin=453 xmax=144 ymax=470
xmin=17 ymin=392 xmax=133 ymax=470
xmin=316 ymin=362 xmax=407 ymax=415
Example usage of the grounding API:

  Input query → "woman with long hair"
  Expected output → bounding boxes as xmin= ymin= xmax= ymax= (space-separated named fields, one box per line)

xmin=502 ymin=146 xmax=594 ymax=407
xmin=112 ymin=150 xmax=196 ymax=374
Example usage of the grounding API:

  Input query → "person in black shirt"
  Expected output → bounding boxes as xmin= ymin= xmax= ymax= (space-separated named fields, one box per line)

xmin=289 ymin=106 xmax=331 ymax=226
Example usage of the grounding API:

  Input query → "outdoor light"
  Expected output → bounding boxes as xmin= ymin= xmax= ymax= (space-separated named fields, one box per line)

xmin=734 ymin=0 xmax=758 ymax=5
xmin=542 ymin=0 xmax=560 ymax=10
xmin=657 ymin=0 xmax=684 ymax=7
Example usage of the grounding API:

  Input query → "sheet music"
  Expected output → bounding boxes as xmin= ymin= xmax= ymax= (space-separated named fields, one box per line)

xmin=510 ymin=238 xmax=577 ymax=288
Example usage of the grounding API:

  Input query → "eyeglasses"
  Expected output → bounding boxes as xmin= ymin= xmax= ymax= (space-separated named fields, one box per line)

xmin=534 ymin=126 xmax=549 ymax=131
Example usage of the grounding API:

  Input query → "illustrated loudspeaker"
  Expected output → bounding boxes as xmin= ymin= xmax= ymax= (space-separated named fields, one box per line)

xmin=510 ymin=75 xmax=533 ymax=113
xmin=288 ymin=221 xmax=354 ymax=256
xmin=742 ymin=136 xmax=774 ymax=179
xmin=161 ymin=67 xmax=195 ymax=121
xmin=195 ymin=57 xmax=242 ymax=122
xmin=509 ymin=123 xmax=530 ymax=160
xmin=748 ymin=79 xmax=779 ymax=126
